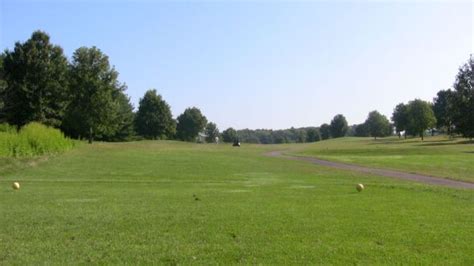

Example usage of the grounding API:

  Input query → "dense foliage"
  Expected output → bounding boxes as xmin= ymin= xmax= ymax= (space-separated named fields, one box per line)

xmin=230 ymin=127 xmax=319 ymax=144
xmin=329 ymin=114 xmax=348 ymax=138
xmin=176 ymin=107 xmax=208 ymax=142
xmin=0 ymin=122 xmax=74 ymax=157
xmin=134 ymin=89 xmax=175 ymax=140
xmin=364 ymin=111 xmax=392 ymax=139
xmin=2 ymin=31 xmax=69 ymax=127
xmin=204 ymin=122 xmax=219 ymax=143
xmin=452 ymin=56 xmax=474 ymax=139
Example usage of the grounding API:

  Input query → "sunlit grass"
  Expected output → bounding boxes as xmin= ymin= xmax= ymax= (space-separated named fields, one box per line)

xmin=0 ymin=140 xmax=472 ymax=264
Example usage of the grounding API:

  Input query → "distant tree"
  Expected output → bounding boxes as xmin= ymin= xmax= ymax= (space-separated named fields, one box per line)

xmin=222 ymin=127 xmax=238 ymax=143
xmin=452 ymin=56 xmax=474 ymax=140
xmin=406 ymin=99 xmax=436 ymax=141
xmin=2 ymin=31 xmax=69 ymax=127
xmin=63 ymin=46 xmax=122 ymax=143
xmin=392 ymin=103 xmax=409 ymax=139
xmin=271 ymin=130 xmax=287 ymax=144
xmin=354 ymin=123 xmax=370 ymax=137
xmin=306 ymin=128 xmax=320 ymax=142
xmin=134 ymin=89 xmax=175 ymax=139
xmin=294 ymin=128 xmax=307 ymax=143
xmin=365 ymin=111 xmax=391 ymax=139
xmin=320 ymin=123 xmax=331 ymax=140
xmin=176 ymin=107 xmax=207 ymax=141
xmin=433 ymin=89 xmax=456 ymax=137
xmin=205 ymin=122 xmax=219 ymax=143
xmin=330 ymin=114 xmax=348 ymax=138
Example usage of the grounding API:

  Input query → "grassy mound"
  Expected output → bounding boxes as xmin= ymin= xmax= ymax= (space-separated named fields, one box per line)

xmin=0 ymin=122 xmax=74 ymax=157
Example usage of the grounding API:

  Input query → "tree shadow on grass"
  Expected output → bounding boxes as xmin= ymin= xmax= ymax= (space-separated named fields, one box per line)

xmin=417 ymin=140 xmax=474 ymax=146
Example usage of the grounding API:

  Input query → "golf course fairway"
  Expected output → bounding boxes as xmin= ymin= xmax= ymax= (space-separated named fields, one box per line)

xmin=1 ymin=139 xmax=473 ymax=264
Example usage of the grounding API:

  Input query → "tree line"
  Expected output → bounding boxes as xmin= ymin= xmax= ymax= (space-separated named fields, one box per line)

xmin=1 ymin=31 xmax=472 ymax=144
xmin=0 ymin=31 xmax=210 ymax=143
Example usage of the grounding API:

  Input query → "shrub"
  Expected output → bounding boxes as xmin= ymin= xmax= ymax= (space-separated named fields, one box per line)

xmin=0 ymin=122 xmax=74 ymax=157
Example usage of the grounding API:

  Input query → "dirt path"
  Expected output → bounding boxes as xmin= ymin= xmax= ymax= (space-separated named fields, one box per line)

xmin=265 ymin=151 xmax=474 ymax=190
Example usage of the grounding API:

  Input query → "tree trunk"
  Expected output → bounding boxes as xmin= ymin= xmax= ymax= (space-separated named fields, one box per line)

xmin=421 ymin=132 xmax=424 ymax=141
xmin=88 ymin=127 xmax=93 ymax=144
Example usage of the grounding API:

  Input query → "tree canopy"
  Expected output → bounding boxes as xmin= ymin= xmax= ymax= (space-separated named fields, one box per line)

xmin=205 ymin=122 xmax=219 ymax=143
xmin=320 ymin=123 xmax=331 ymax=140
xmin=2 ymin=31 xmax=69 ymax=127
xmin=134 ymin=89 xmax=175 ymax=139
xmin=365 ymin=111 xmax=391 ymax=139
xmin=62 ymin=46 xmax=125 ymax=143
xmin=391 ymin=103 xmax=408 ymax=138
xmin=329 ymin=114 xmax=348 ymax=138
xmin=433 ymin=89 xmax=456 ymax=136
xmin=406 ymin=99 xmax=436 ymax=140
xmin=452 ymin=56 xmax=474 ymax=140
xmin=176 ymin=107 xmax=207 ymax=141
xmin=222 ymin=127 xmax=238 ymax=143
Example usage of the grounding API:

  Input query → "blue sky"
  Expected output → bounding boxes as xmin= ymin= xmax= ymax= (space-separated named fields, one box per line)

xmin=1 ymin=1 xmax=472 ymax=130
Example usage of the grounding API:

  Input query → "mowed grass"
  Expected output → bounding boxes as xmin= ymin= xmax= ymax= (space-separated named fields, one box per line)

xmin=295 ymin=136 xmax=474 ymax=183
xmin=0 ymin=141 xmax=473 ymax=264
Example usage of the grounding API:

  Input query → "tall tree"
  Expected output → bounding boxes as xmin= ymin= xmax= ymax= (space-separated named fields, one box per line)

xmin=176 ymin=107 xmax=207 ymax=141
xmin=452 ymin=56 xmax=474 ymax=140
xmin=2 ymin=31 xmax=69 ymax=127
xmin=63 ymin=46 xmax=122 ymax=143
xmin=329 ymin=114 xmax=348 ymax=138
xmin=433 ymin=89 xmax=456 ymax=137
xmin=320 ymin=123 xmax=331 ymax=140
xmin=406 ymin=99 xmax=436 ymax=141
xmin=204 ymin=122 xmax=219 ymax=143
xmin=365 ymin=111 xmax=391 ymax=140
xmin=392 ymin=103 xmax=408 ymax=139
xmin=222 ymin=127 xmax=238 ymax=143
xmin=134 ymin=89 xmax=175 ymax=139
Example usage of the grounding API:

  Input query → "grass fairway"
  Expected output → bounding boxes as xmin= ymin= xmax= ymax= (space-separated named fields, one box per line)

xmin=296 ymin=136 xmax=474 ymax=183
xmin=1 ymin=141 xmax=473 ymax=264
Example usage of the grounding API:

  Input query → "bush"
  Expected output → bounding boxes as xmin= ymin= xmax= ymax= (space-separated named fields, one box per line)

xmin=0 ymin=122 xmax=75 ymax=157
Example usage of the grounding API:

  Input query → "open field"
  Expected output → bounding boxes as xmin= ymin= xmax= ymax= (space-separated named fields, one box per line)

xmin=295 ymin=136 xmax=474 ymax=183
xmin=1 ymin=141 xmax=473 ymax=264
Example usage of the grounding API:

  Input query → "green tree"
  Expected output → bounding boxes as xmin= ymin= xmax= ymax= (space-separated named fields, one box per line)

xmin=205 ymin=122 xmax=219 ymax=143
xmin=433 ymin=89 xmax=456 ymax=137
xmin=2 ymin=31 xmax=69 ymax=127
xmin=306 ymin=128 xmax=320 ymax=142
xmin=406 ymin=99 xmax=436 ymax=141
xmin=0 ymin=53 xmax=6 ymax=121
xmin=63 ymin=46 xmax=122 ymax=143
xmin=134 ymin=89 xmax=175 ymax=139
xmin=320 ymin=123 xmax=331 ymax=140
xmin=222 ymin=127 xmax=238 ymax=143
xmin=354 ymin=123 xmax=369 ymax=137
xmin=392 ymin=103 xmax=408 ymax=139
xmin=365 ymin=111 xmax=391 ymax=139
xmin=176 ymin=107 xmax=207 ymax=141
xmin=452 ymin=56 xmax=474 ymax=140
xmin=110 ymin=89 xmax=135 ymax=141
xmin=330 ymin=114 xmax=348 ymax=138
